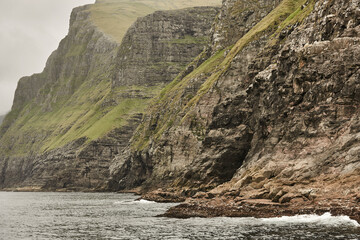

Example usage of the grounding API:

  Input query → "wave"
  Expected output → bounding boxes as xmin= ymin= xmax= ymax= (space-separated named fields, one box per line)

xmin=113 ymin=199 xmax=156 ymax=205
xmin=260 ymin=212 xmax=360 ymax=227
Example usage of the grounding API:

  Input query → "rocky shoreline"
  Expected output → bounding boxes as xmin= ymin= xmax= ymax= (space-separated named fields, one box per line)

xmin=142 ymin=190 xmax=360 ymax=224
xmin=2 ymin=187 xmax=359 ymax=224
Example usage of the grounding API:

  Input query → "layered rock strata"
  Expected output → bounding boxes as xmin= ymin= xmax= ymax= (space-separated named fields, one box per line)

xmin=111 ymin=0 xmax=360 ymax=221
xmin=0 ymin=5 xmax=218 ymax=191
xmin=113 ymin=7 xmax=219 ymax=87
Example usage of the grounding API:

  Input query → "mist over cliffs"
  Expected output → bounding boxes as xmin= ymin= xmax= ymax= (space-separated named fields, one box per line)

xmin=0 ymin=0 xmax=359 ymax=222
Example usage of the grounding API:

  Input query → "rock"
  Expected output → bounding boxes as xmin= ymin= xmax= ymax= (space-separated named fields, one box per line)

xmin=268 ymin=187 xmax=282 ymax=200
xmin=113 ymin=0 xmax=360 ymax=213
xmin=113 ymin=7 xmax=219 ymax=87
xmin=298 ymin=188 xmax=313 ymax=199
xmin=110 ymin=0 xmax=285 ymax=191
xmin=142 ymin=189 xmax=186 ymax=203
xmin=272 ymin=190 xmax=287 ymax=203
xmin=279 ymin=193 xmax=300 ymax=204
xmin=0 ymin=4 xmax=219 ymax=191
xmin=161 ymin=197 xmax=360 ymax=224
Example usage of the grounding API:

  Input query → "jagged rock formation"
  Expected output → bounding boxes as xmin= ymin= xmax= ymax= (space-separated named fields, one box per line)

xmin=109 ymin=0 xmax=285 ymax=191
xmin=110 ymin=0 xmax=360 ymax=221
xmin=0 ymin=2 xmax=219 ymax=190
xmin=1 ymin=0 xmax=359 ymax=221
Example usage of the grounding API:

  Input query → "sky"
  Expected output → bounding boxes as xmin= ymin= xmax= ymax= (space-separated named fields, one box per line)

xmin=0 ymin=0 xmax=95 ymax=115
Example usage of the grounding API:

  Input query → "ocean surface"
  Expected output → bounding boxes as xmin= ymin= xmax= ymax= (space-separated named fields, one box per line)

xmin=0 ymin=192 xmax=359 ymax=240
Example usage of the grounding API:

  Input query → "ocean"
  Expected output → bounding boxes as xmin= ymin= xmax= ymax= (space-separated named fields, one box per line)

xmin=0 ymin=192 xmax=359 ymax=239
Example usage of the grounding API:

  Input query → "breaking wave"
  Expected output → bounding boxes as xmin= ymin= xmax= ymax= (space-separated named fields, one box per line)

xmin=260 ymin=212 xmax=360 ymax=227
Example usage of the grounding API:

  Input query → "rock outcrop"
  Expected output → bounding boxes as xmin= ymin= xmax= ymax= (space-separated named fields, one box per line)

xmin=1 ymin=0 xmax=359 ymax=223
xmin=109 ymin=0 xmax=285 ymax=191
xmin=110 ymin=0 xmax=360 ymax=221
xmin=0 ymin=3 xmax=219 ymax=191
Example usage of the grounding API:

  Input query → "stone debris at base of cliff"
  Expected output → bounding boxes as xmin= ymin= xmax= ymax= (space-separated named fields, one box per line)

xmin=0 ymin=0 xmax=359 ymax=225
xmin=159 ymin=196 xmax=360 ymax=225
xmin=111 ymin=0 xmax=360 ymax=223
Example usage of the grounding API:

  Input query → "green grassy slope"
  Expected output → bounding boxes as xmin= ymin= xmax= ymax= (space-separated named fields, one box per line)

xmin=91 ymin=0 xmax=221 ymax=43
xmin=0 ymin=0 xmax=222 ymax=156
xmin=131 ymin=0 xmax=316 ymax=151
xmin=0 ymin=115 xmax=4 ymax=125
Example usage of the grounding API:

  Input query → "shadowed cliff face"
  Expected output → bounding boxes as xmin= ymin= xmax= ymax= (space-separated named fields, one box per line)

xmin=108 ymin=0 xmax=284 ymax=191
xmin=110 ymin=0 xmax=360 ymax=204
xmin=219 ymin=0 xmax=360 ymax=202
xmin=0 ymin=4 xmax=219 ymax=190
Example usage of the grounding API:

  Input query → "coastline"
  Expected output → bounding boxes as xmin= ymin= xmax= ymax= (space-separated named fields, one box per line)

xmin=2 ymin=187 xmax=359 ymax=225
xmin=143 ymin=191 xmax=360 ymax=225
xmin=161 ymin=198 xmax=360 ymax=225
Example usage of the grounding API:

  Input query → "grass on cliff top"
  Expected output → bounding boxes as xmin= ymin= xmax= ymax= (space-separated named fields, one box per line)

xmin=131 ymin=0 xmax=316 ymax=151
xmin=90 ymin=0 xmax=221 ymax=43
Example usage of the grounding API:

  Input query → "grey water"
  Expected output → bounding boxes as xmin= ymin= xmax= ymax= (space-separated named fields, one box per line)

xmin=0 ymin=192 xmax=359 ymax=240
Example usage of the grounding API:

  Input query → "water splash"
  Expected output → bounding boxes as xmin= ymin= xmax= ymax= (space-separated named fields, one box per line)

xmin=260 ymin=212 xmax=360 ymax=227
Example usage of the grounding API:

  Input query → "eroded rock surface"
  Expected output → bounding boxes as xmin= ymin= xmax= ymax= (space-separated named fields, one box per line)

xmin=0 ymin=5 xmax=218 ymax=191
xmin=110 ymin=0 xmax=360 ymax=220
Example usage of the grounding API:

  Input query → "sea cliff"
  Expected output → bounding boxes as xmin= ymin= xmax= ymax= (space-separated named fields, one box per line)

xmin=0 ymin=1 xmax=219 ymax=191
xmin=0 ymin=0 xmax=359 ymax=223
xmin=110 ymin=0 xmax=360 ymax=222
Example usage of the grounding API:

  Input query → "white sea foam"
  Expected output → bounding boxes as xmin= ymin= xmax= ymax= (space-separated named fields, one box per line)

xmin=113 ymin=200 xmax=134 ymax=205
xmin=138 ymin=199 xmax=155 ymax=204
xmin=113 ymin=199 xmax=156 ymax=205
xmin=260 ymin=212 xmax=360 ymax=227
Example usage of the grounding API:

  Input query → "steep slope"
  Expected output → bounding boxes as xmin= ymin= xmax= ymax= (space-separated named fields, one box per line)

xmin=90 ymin=0 xmax=222 ymax=43
xmin=0 ymin=115 xmax=4 ymax=125
xmin=0 ymin=1 xmax=219 ymax=191
xmin=109 ymin=0 xmax=284 ymax=190
xmin=0 ymin=5 xmax=119 ymax=190
xmin=110 ymin=0 xmax=360 ymax=220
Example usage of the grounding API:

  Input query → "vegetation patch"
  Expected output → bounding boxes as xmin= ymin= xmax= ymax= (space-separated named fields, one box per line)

xmin=90 ymin=0 xmax=221 ymax=43
xmin=131 ymin=0 xmax=316 ymax=151
xmin=65 ymin=44 xmax=87 ymax=58
xmin=166 ymin=35 xmax=208 ymax=45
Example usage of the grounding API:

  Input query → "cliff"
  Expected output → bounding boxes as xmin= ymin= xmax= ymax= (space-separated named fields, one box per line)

xmin=0 ymin=1 xmax=219 ymax=191
xmin=1 ymin=0 xmax=359 ymax=222
xmin=110 ymin=0 xmax=360 ymax=221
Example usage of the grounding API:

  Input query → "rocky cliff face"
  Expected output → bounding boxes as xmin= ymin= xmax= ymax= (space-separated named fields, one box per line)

xmin=110 ymin=0 xmax=360 ymax=220
xmin=0 ymin=4 xmax=119 ymax=190
xmin=0 ymin=115 xmax=4 ymax=125
xmin=0 ymin=3 xmax=218 ymax=190
xmin=113 ymin=7 xmax=218 ymax=87
xmin=109 ymin=0 xmax=284 ymax=191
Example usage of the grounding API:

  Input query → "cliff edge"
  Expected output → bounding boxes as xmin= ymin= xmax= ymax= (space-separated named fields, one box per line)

xmin=0 ymin=1 xmax=219 ymax=191
xmin=110 ymin=0 xmax=360 ymax=222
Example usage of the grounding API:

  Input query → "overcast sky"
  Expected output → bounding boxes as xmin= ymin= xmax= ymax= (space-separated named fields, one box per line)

xmin=0 ymin=0 xmax=95 ymax=115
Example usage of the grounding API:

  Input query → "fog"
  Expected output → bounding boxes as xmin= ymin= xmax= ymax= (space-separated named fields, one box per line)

xmin=0 ymin=0 xmax=95 ymax=115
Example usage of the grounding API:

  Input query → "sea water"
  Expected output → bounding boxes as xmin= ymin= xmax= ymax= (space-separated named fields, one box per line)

xmin=0 ymin=192 xmax=359 ymax=239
